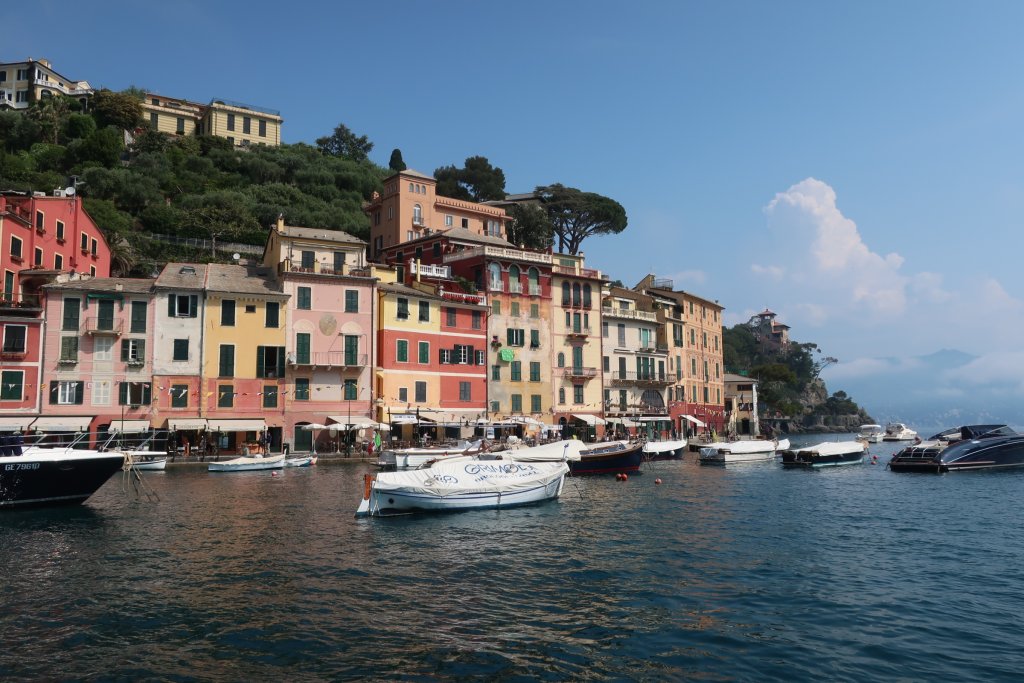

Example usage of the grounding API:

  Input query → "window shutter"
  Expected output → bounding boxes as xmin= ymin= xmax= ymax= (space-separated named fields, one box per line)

xmin=49 ymin=381 xmax=58 ymax=404
xmin=189 ymin=295 xmax=198 ymax=318
xmin=256 ymin=346 xmax=265 ymax=378
xmin=74 ymin=381 xmax=84 ymax=405
xmin=121 ymin=340 xmax=129 ymax=361
xmin=119 ymin=382 xmax=128 ymax=405
xmin=507 ymin=329 xmax=514 ymax=345
xmin=168 ymin=294 xmax=176 ymax=317
xmin=277 ymin=347 xmax=285 ymax=373
xmin=467 ymin=346 xmax=474 ymax=362
xmin=142 ymin=383 xmax=152 ymax=405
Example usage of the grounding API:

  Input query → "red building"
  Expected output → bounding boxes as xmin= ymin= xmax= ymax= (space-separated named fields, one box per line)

xmin=0 ymin=193 xmax=112 ymax=429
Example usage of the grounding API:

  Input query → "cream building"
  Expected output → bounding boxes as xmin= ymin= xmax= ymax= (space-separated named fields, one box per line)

xmin=0 ymin=58 xmax=92 ymax=110
xmin=141 ymin=93 xmax=283 ymax=147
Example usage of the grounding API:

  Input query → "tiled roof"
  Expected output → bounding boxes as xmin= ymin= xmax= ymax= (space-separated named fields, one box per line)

xmin=154 ymin=263 xmax=208 ymax=290
xmin=44 ymin=277 xmax=154 ymax=293
xmin=204 ymin=264 xmax=284 ymax=296
xmin=440 ymin=226 xmax=514 ymax=248
xmin=278 ymin=225 xmax=365 ymax=244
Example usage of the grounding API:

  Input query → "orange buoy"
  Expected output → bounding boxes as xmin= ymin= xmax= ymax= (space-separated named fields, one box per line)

xmin=621 ymin=474 xmax=628 ymax=481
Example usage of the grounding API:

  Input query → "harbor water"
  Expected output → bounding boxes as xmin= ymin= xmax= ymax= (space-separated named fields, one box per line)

xmin=3 ymin=435 xmax=1024 ymax=681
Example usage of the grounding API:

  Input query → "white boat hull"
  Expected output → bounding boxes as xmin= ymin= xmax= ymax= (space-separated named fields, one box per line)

xmin=208 ymin=455 xmax=285 ymax=472
xmin=699 ymin=439 xmax=790 ymax=465
xmin=357 ymin=458 xmax=569 ymax=517
xmin=284 ymin=456 xmax=317 ymax=467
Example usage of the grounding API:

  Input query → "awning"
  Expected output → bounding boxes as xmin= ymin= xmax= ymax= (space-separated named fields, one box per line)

xmin=572 ymin=414 xmax=607 ymax=426
xmin=108 ymin=419 xmax=151 ymax=434
xmin=634 ymin=416 xmax=671 ymax=422
xmin=510 ymin=416 xmax=543 ymax=426
xmin=681 ymin=414 xmax=706 ymax=427
xmin=0 ymin=416 xmax=36 ymax=430
xmin=390 ymin=414 xmax=419 ymax=424
xmin=31 ymin=416 xmax=92 ymax=432
xmin=168 ymin=418 xmax=209 ymax=431
xmin=609 ymin=417 xmax=640 ymax=428
xmin=327 ymin=416 xmax=375 ymax=429
xmin=207 ymin=419 xmax=266 ymax=432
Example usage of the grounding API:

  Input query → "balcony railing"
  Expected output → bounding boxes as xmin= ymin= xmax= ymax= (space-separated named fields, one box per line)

xmin=488 ymin=281 xmax=504 ymax=293
xmin=508 ymin=282 xmax=523 ymax=294
xmin=280 ymin=259 xmax=367 ymax=277
xmin=559 ymin=366 xmax=599 ymax=379
xmin=608 ymin=371 xmax=673 ymax=385
xmin=552 ymin=264 xmax=604 ymax=279
xmin=410 ymin=262 xmax=450 ymax=279
xmin=602 ymin=306 xmax=657 ymax=322
xmin=565 ymin=326 xmax=591 ymax=337
xmin=528 ymin=284 xmax=542 ymax=296
xmin=443 ymin=245 xmax=553 ymax=266
xmin=290 ymin=352 xmax=367 ymax=368
xmin=638 ymin=343 xmax=669 ymax=354
xmin=85 ymin=317 xmax=123 ymax=335
xmin=0 ymin=292 xmax=42 ymax=310
xmin=437 ymin=288 xmax=486 ymax=305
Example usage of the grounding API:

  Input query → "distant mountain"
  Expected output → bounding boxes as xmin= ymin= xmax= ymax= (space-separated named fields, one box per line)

xmin=821 ymin=348 xmax=1024 ymax=433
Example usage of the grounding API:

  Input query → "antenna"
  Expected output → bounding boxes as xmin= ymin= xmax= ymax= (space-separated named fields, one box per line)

xmin=232 ymin=253 xmax=240 ymax=261
xmin=64 ymin=186 xmax=76 ymax=196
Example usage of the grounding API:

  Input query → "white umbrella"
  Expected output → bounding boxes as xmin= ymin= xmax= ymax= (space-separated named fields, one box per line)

xmin=301 ymin=423 xmax=328 ymax=430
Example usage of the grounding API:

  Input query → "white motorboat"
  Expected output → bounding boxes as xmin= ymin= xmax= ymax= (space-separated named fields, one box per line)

xmin=284 ymin=456 xmax=317 ymax=467
xmin=356 ymin=453 xmax=570 ymax=517
xmin=857 ymin=424 xmax=884 ymax=443
xmin=208 ymin=454 xmax=285 ymax=472
xmin=124 ymin=451 xmax=168 ymax=471
xmin=699 ymin=438 xmax=790 ymax=465
xmin=378 ymin=440 xmax=483 ymax=469
xmin=642 ymin=440 xmax=688 ymax=460
xmin=780 ymin=441 xmax=865 ymax=468
xmin=883 ymin=423 xmax=918 ymax=441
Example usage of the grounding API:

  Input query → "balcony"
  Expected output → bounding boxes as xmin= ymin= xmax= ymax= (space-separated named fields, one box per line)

xmin=488 ymin=280 xmax=504 ymax=293
xmin=290 ymin=352 xmax=367 ymax=369
xmin=559 ymin=366 xmax=599 ymax=379
xmin=602 ymin=306 xmax=657 ymax=322
xmin=529 ymin=284 xmax=542 ymax=296
xmin=638 ymin=343 xmax=669 ymax=355
xmin=437 ymin=288 xmax=486 ymax=306
xmin=608 ymin=371 xmax=673 ymax=386
xmin=565 ymin=326 xmax=591 ymax=338
xmin=410 ymin=262 xmax=451 ymax=279
xmin=280 ymin=259 xmax=367 ymax=277
xmin=508 ymin=282 xmax=523 ymax=294
xmin=0 ymin=291 xmax=42 ymax=314
xmin=85 ymin=317 xmax=122 ymax=336
xmin=552 ymin=264 xmax=604 ymax=279
xmin=443 ymin=245 xmax=553 ymax=266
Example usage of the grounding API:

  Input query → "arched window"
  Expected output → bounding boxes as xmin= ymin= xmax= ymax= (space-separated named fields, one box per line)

xmin=582 ymin=284 xmax=592 ymax=308
xmin=572 ymin=283 xmax=581 ymax=307
xmin=557 ymin=352 xmax=565 ymax=368
xmin=488 ymin=263 xmax=502 ymax=290
xmin=561 ymin=282 xmax=570 ymax=306
xmin=528 ymin=267 xmax=540 ymax=294
xmin=413 ymin=204 xmax=422 ymax=225
xmin=508 ymin=264 xmax=520 ymax=282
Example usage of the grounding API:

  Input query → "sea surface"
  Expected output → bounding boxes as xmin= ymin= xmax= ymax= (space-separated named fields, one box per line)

xmin=2 ymin=435 xmax=1024 ymax=681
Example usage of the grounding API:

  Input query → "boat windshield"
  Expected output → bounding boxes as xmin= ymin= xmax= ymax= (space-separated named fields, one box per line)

xmin=960 ymin=425 xmax=1016 ymax=439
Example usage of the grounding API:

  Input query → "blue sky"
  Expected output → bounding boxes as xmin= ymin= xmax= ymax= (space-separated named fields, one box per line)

xmin=13 ymin=1 xmax=1024 ymax=422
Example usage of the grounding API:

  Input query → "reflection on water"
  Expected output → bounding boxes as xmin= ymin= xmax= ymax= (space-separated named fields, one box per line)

xmin=2 ymin=441 xmax=1024 ymax=681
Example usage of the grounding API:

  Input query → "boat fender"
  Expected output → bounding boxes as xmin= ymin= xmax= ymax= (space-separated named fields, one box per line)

xmin=362 ymin=473 xmax=375 ymax=500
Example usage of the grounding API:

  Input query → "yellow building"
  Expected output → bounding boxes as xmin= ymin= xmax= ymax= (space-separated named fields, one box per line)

xmin=141 ymin=92 xmax=283 ymax=147
xmin=201 ymin=263 xmax=289 ymax=452
xmin=0 ymin=58 xmax=92 ymax=110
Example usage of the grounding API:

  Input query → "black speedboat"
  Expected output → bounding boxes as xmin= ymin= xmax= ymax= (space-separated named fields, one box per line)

xmin=1 ymin=450 xmax=125 ymax=508
xmin=888 ymin=425 xmax=1024 ymax=473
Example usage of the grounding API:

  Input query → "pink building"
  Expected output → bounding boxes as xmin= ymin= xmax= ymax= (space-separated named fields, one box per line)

xmin=39 ymin=277 xmax=154 ymax=445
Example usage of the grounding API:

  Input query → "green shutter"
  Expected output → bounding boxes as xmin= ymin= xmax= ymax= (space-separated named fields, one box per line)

xmin=119 ymin=382 xmax=128 ymax=405
xmin=296 ymin=334 xmax=310 ymax=364
xmin=49 ymin=381 xmax=58 ymax=404
xmin=277 ymin=347 xmax=285 ymax=373
xmin=189 ymin=295 xmax=198 ymax=318
xmin=74 ymin=381 xmax=84 ymax=405
xmin=142 ymin=383 xmax=151 ymax=405
xmin=256 ymin=346 xmax=265 ymax=378
xmin=167 ymin=294 xmax=176 ymax=317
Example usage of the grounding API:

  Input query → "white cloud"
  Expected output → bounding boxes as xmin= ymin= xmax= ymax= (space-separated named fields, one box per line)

xmin=751 ymin=264 xmax=784 ymax=281
xmin=666 ymin=269 xmax=707 ymax=285
xmin=944 ymin=351 xmax=1024 ymax=393
xmin=763 ymin=178 xmax=909 ymax=319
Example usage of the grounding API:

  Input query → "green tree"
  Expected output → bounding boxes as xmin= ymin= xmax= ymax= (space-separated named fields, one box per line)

xmin=536 ymin=183 xmax=627 ymax=255
xmin=91 ymin=89 xmax=143 ymax=131
xmin=505 ymin=203 xmax=553 ymax=249
xmin=68 ymin=126 xmax=124 ymax=168
xmin=64 ymin=113 xmax=96 ymax=141
xmin=388 ymin=148 xmax=407 ymax=172
xmin=434 ymin=156 xmax=506 ymax=202
xmin=26 ymin=96 xmax=70 ymax=145
xmin=316 ymin=123 xmax=373 ymax=161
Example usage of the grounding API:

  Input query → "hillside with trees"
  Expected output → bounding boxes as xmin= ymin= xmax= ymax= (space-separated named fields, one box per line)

xmin=1 ymin=91 xmax=630 ymax=277
xmin=723 ymin=320 xmax=874 ymax=431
